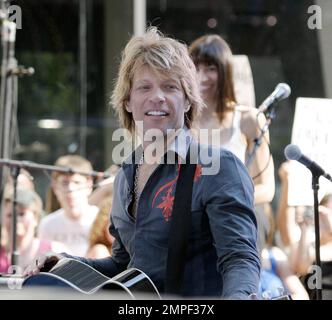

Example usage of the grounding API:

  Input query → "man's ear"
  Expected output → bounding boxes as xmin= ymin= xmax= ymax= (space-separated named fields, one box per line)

xmin=184 ymin=101 xmax=191 ymax=112
xmin=125 ymin=101 xmax=132 ymax=113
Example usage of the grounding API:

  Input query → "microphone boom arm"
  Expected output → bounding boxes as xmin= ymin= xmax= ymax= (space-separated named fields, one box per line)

xmin=0 ymin=158 xmax=111 ymax=179
xmin=246 ymin=106 xmax=276 ymax=169
xmin=0 ymin=158 xmax=112 ymax=269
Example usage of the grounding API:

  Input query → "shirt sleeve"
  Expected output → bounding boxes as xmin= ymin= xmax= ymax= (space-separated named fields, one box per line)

xmin=61 ymin=219 xmax=130 ymax=278
xmin=203 ymin=150 xmax=261 ymax=299
xmin=60 ymin=172 xmax=131 ymax=278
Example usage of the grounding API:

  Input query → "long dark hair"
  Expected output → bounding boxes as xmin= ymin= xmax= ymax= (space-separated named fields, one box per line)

xmin=189 ymin=34 xmax=237 ymax=121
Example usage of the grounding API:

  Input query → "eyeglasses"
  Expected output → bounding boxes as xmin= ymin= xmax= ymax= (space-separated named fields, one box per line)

xmin=55 ymin=178 xmax=89 ymax=190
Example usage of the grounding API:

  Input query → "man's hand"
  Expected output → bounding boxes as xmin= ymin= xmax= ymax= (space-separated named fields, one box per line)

xmin=23 ymin=252 xmax=62 ymax=277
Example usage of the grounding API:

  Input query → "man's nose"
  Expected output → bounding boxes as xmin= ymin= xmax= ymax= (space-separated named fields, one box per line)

xmin=67 ymin=182 xmax=77 ymax=191
xmin=149 ymin=87 xmax=166 ymax=104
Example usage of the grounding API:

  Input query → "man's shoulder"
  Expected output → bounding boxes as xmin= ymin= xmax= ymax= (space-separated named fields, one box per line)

xmin=112 ymin=166 xmax=129 ymax=196
xmin=198 ymin=144 xmax=242 ymax=166
xmin=197 ymin=143 xmax=237 ymax=159
xmin=195 ymin=143 xmax=243 ymax=173
xmin=114 ymin=166 xmax=126 ymax=184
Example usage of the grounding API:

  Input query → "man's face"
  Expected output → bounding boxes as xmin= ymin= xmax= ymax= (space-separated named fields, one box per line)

xmin=126 ymin=65 xmax=189 ymax=139
xmin=52 ymin=174 xmax=92 ymax=214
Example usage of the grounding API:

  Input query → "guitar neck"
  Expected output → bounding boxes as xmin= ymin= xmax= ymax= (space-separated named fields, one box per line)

xmin=49 ymin=258 xmax=110 ymax=293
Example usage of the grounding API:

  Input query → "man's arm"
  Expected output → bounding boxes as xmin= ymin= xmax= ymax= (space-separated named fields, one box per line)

xmin=204 ymin=150 xmax=261 ymax=299
xmin=66 ymin=216 xmax=130 ymax=278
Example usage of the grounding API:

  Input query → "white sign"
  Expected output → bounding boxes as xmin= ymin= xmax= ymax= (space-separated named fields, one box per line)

xmin=233 ymin=55 xmax=255 ymax=109
xmin=288 ymin=97 xmax=332 ymax=206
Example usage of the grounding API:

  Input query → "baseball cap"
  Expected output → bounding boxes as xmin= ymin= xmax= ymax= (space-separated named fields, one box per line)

xmin=4 ymin=188 xmax=41 ymax=208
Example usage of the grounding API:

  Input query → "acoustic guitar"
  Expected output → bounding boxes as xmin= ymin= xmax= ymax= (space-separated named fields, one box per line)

xmin=22 ymin=258 xmax=161 ymax=299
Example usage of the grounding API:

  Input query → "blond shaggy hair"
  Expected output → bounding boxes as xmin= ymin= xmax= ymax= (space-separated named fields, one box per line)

xmin=111 ymin=27 xmax=204 ymax=133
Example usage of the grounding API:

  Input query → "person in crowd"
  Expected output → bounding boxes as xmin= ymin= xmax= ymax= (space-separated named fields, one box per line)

xmin=38 ymin=155 xmax=99 ymax=256
xmin=1 ymin=169 xmax=36 ymax=253
xmin=16 ymin=169 xmax=35 ymax=191
xmin=25 ymin=27 xmax=260 ymax=299
xmin=86 ymin=198 xmax=114 ymax=259
xmin=291 ymin=194 xmax=332 ymax=299
xmin=189 ymin=35 xmax=275 ymax=252
xmin=0 ymin=188 xmax=67 ymax=274
xmin=3 ymin=168 xmax=35 ymax=192
xmin=276 ymin=161 xmax=299 ymax=248
xmin=88 ymin=164 xmax=120 ymax=207
xmin=277 ymin=161 xmax=332 ymax=299
xmin=189 ymin=34 xmax=275 ymax=205
xmin=258 ymin=204 xmax=309 ymax=300
xmin=46 ymin=164 xmax=119 ymax=213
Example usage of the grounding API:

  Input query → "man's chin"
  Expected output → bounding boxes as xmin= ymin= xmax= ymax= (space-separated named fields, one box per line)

xmin=143 ymin=127 xmax=168 ymax=139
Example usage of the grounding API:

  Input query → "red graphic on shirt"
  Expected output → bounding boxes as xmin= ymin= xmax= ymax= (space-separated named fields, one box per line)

xmin=194 ymin=164 xmax=202 ymax=182
xmin=152 ymin=164 xmax=202 ymax=221
xmin=156 ymin=188 xmax=175 ymax=222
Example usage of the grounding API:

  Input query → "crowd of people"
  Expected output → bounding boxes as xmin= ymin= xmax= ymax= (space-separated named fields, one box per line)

xmin=0 ymin=27 xmax=330 ymax=300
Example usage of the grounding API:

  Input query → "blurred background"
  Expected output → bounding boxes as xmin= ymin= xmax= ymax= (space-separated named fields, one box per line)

xmin=1 ymin=0 xmax=331 ymax=207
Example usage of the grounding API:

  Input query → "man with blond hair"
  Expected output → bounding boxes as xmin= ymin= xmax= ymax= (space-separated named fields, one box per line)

xmin=26 ymin=28 xmax=260 ymax=299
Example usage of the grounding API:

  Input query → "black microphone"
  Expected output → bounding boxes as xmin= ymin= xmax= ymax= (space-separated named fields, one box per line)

xmin=284 ymin=144 xmax=332 ymax=182
xmin=258 ymin=83 xmax=291 ymax=113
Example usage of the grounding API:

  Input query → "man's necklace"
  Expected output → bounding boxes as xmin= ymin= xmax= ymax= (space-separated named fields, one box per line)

xmin=133 ymin=153 xmax=144 ymax=213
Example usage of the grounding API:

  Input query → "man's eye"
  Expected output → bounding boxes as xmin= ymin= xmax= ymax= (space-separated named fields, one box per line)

xmin=138 ymin=85 xmax=150 ymax=90
xmin=72 ymin=181 xmax=83 ymax=185
xmin=166 ymin=84 xmax=177 ymax=90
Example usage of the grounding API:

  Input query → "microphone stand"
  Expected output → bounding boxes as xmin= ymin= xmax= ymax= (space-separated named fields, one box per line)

xmin=0 ymin=158 xmax=111 ymax=269
xmin=246 ymin=104 xmax=276 ymax=168
xmin=0 ymin=0 xmax=13 ymax=268
xmin=284 ymin=145 xmax=332 ymax=300
xmin=0 ymin=0 xmax=34 ymax=264
xmin=311 ymin=172 xmax=322 ymax=300
xmin=10 ymin=165 xmax=20 ymax=268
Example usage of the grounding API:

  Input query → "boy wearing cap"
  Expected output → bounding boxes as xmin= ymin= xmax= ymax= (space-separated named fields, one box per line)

xmin=0 ymin=188 xmax=66 ymax=274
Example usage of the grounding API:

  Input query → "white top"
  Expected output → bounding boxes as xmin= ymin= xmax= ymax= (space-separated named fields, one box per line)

xmin=221 ymin=108 xmax=247 ymax=163
xmin=38 ymin=206 xmax=99 ymax=256
xmin=203 ymin=107 xmax=247 ymax=163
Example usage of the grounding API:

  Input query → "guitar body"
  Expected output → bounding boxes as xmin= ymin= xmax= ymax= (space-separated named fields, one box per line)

xmin=22 ymin=258 xmax=160 ymax=299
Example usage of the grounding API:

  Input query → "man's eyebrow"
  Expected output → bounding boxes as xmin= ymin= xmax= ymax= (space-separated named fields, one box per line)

xmin=134 ymin=79 xmax=151 ymax=83
xmin=165 ymin=79 xmax=180 ymax=84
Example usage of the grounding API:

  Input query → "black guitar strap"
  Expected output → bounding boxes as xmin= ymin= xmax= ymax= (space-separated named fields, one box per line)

xmin=165 ymin=146 xmax=197 ymax=295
